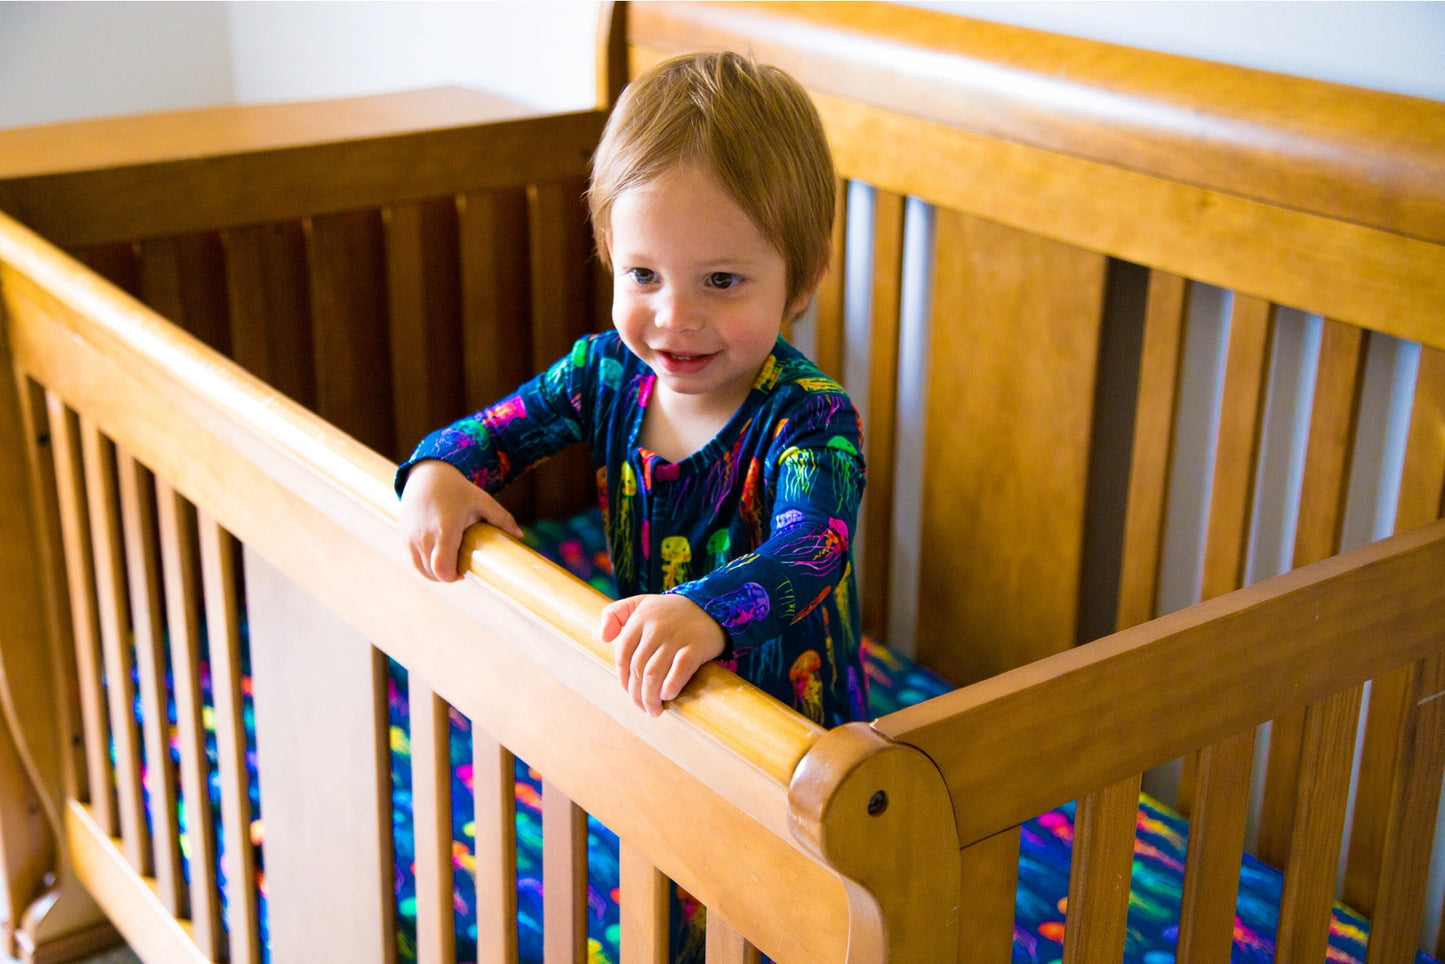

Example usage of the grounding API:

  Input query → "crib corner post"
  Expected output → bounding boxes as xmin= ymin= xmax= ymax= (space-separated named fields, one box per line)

xmin=788 ymin=722 xmax=960 ymax=964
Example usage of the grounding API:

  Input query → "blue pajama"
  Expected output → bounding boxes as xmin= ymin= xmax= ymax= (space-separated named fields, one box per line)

xmin=397 ymin=331 xmax=868 ymax=726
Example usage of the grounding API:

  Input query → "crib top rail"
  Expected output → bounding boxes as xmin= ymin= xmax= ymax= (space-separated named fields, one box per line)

xmin=0 ymin=86 xmax=605 ymax=250
xmin=625 ymin=1 xmax=1445 ymax=243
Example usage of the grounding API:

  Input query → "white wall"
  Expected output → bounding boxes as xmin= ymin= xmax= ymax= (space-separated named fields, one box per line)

xmin=916 ymin=1 xmax=1445 ymax=101
xmin=225 ymin=0 xmax=602 ymax=113
xmin=2 ymin=1 xmax=1441 ymax=133
xmin=0 ymin=1 xmax=233 ymax=129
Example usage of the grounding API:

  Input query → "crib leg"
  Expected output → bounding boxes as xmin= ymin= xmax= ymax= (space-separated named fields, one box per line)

xmin=14 ymin=868 xmax=120 ymax=964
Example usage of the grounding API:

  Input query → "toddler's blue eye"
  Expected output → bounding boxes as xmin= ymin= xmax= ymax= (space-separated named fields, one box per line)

xmin=627 ymin=268 xmax=657 ymax=285
xmin=708 ymin=272 xmax=740 ymax=289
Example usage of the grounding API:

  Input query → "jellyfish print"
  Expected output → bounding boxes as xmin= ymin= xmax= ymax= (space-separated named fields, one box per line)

xmin=705 ymin=581 xmax=771 ymax=632
xmin=611 ymin=462 xmax=638 ymax=586
xmin=704 ymin=529 xmax=730 ymax=573
xmin=481 ymin=395 xmax=527 ymax=433
xmin=826 ymin=436 xmax=862 ymax=511
xmin=773 ymin=508 xmax=805 ymax=533
xmin=777 ymin=446 xmax=818 ymax=503
xmin=789 ymin=650 xmax=825 ymax=722
xmin=775 ymin=518 xmax=850 ymax=576
xmin=660 ymin=535 xmax=691 ymax=590
xmin=740 ymin=458 xmax=765 ymax=547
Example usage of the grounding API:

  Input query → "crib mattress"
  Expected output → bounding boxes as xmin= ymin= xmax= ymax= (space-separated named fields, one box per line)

xmin=156 ymin=508 xmax=1436 ymax=964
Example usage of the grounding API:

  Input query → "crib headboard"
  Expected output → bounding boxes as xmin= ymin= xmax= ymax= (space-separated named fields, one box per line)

xmin=613 ymin=0 xmax=1445 ymax=682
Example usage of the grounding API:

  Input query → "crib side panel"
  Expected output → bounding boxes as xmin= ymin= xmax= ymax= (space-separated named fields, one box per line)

xmin=0 ymin=207 xmax=858 ymax=962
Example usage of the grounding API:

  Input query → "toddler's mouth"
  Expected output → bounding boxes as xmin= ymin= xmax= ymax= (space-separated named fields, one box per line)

xmin=657 ymin=350 xmax=715 ymax=373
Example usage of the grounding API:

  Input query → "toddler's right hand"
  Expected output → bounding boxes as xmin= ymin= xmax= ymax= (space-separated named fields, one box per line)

xmin=399 ymin=459 xmax=523 ymax=582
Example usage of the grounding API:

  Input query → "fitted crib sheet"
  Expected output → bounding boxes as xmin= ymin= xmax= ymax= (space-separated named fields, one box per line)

xmin=144 ymin=508 xmax=1437 ymax=964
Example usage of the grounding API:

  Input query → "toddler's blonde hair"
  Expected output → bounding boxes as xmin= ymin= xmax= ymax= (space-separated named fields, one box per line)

xmin=588 ymin=51 xmax=835 ymax=311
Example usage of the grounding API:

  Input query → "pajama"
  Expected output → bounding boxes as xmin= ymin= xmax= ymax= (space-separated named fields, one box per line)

xmin=398 ymin=331 xmax=868 ymax=726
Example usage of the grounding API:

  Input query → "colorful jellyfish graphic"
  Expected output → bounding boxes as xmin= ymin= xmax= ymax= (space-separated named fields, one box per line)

xmin=826 ymin=435 xmax=862 ymax=511
xmin=777 ymin=446 xmax=819 ymax=503
xmin=705 ymin=529 xmax=731 ymax=572
xmin=660 ymin=535 xmax=692 ymax=590
xmin=611 ymin=462 xmax=638 ymax=585
xmin=706 ymin=581 xmax=771 ymax=632
xmin=789 ymin=650 xmax=824 ymax=722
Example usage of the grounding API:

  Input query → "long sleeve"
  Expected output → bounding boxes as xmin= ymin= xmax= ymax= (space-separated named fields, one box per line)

xmin=394 ymin=337 xmax=594 ymax=496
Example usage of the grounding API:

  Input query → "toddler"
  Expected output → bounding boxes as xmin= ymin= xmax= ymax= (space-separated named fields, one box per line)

xmin=397 ymin=51 xmax=867 ymax=727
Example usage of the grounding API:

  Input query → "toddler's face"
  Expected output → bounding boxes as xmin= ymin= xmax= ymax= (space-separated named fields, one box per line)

xmin=608 ymin=163 xmax=806 ymax=421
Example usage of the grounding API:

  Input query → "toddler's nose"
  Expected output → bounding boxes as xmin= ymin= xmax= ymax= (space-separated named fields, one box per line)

xmin=654 ymin=290 xmax=703 ymax=331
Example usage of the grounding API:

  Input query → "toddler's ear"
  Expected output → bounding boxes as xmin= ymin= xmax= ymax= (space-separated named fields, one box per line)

xmin=786 ymin=261 xmax=829 ymax=321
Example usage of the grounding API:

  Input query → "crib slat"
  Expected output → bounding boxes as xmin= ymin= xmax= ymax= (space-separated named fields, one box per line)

xmin=1061 ymin=774 xmax=1141 ymax=964
xmin=197 ymin=513 xmax=260 ymax=964
xmin=704 ymin=911 xmax=761 ymax=964
xmin=1115 ymin=270 xmax=1188 ymax=631
xmin=153 ymin=481 xmax=223 ymax=960
xmin=306 ymin=208 xmax=395 ymax=457
xmin=457 ymin=188 xmax=536 ymax=518
xmin=410 ymin=678 xmax=457 ymax=964
xmin=955 ymin=827 xmax=1021 ymax=964
xmin=472 ymin=730 xmax=519 ymax=964
xmin=1199 ymin=294 xmax=1274 ymax=602
xmin=45 ymin=394 xmax=113 ymax=832
xmin=115 ymin=450 xmax=184 ymax=913
xmin=1293 ymin=320 xmax=1367 ymax=566
xmin=386 ymin=198 xmax=463 ymax=458
xmin=1395 ymin=345 xmax=1445 ymax=533
xmin=458 ymin=188 xmax=532 ymax=412
xmin=1362 ymin=655 xmax=1445 ymax=964
xmin=79 ymin=418 xmax=149 ymax=870
xmin=1175 ymin=729 xmax=1253 ymax=964
xmin=137 ymin=232 xmax=231 ymax=354
xmin=1273 ymin=685 xmax=1362 ymax=962
xmin=224 ymin=221 xmax=317 ymax=409
xmin=860 ymin=188 xmax=904 ymax=639
xmin=619 ymin=841 xmax=669 ymax=964
xmin=527 ymin=178 xmax=595 ymax=519
xmin=919 ymin=209 xmax=1107 ymax=683
xmin=542 ymin=779 xmax=588 ymax=964
xmin=810 ymin=177 xmax=848 ymax=380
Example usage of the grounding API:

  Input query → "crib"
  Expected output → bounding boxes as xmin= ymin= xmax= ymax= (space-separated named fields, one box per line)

xmin=1 ymin=2 xmax=1443 ymax=962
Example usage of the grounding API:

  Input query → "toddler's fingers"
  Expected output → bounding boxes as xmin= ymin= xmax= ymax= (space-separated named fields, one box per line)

xmin=639 ymin=646 xmax=676 ymax=717
xmin=659 ymin=650 xmax=703 ymax=704
xmin=429 ymin=532 xmax=462 ymax=582
xmin=602 ymin=601 xmax=642 ymax=688
xmin=408 ymin=540 xmax=435 ymax=581
xmin=484 ymin=506 xmax=524 ymax=540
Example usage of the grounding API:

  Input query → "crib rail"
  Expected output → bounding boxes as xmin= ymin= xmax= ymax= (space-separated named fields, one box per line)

xmin=0 ymin=199 xmax=956 ymax=961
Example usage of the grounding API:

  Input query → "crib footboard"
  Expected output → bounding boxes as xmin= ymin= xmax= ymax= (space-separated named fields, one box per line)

xmin=879 ymin=521 xmax=1445 ymax=960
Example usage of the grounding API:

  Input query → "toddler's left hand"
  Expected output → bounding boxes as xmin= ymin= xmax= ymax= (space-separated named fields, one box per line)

xmin=600 ymin=594 xmax=726 ymax=717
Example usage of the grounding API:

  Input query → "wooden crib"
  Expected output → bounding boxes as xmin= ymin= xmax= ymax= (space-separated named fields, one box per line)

xmin=1 ymin=2 xmax=1443 ymax=961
